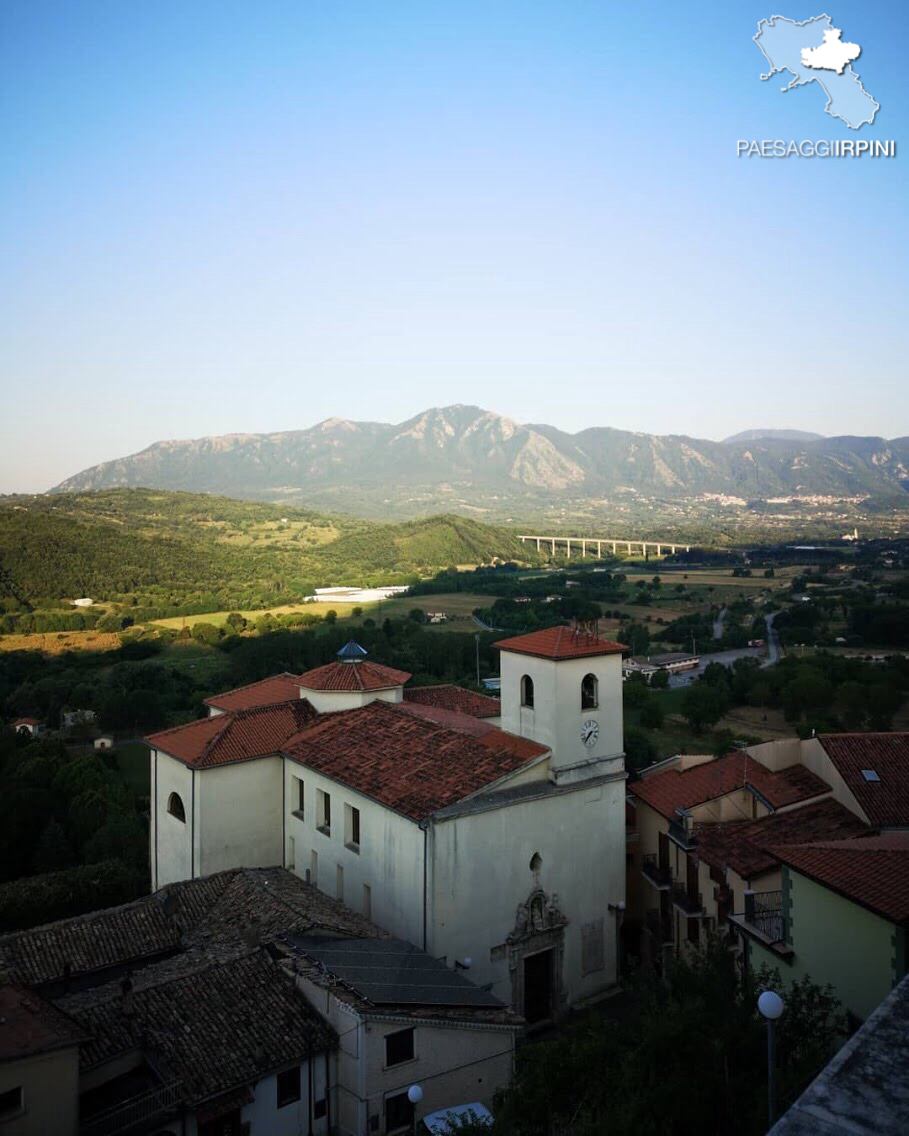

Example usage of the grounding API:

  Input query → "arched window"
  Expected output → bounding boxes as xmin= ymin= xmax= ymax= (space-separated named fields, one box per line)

xmin=529 ymin=852 xmax=542 ymax=875
xmin=581 ymin=673 xmax=598 ymax=709
xmin=521 ymin=674 xmax=534 ymax=708
xmin=167 ymin=792 xmax=186 ymax=823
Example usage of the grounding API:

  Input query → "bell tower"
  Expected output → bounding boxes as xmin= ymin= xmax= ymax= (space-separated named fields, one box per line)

xmin=495 ymin=625 xmax=626 ymax=785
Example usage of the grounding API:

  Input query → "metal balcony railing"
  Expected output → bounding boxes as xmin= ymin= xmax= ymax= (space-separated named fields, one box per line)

xmin=641 ymin=854 xmax=671 ymax=889
xmin=743 ymin=890 xmax=785 ymax=943
xmin=80 ymin=1079 xmax=183 ymax=1136
xmin=667 ymin=819 xmax=697 ymax=851
xmin=671 ymin=883 xmax=704 ymax=916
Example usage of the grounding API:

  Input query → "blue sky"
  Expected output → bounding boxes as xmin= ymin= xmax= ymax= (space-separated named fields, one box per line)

xmin=1 ymin=1 xmax=906 ymax=492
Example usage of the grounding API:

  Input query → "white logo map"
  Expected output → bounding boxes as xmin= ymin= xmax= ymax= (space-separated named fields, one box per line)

xmin=755 ymin=14 xmax=879 ymax=129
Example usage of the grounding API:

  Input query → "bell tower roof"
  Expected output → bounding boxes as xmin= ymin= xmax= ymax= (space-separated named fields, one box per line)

xmin=494 ymin=626 xmax=627 ymax=661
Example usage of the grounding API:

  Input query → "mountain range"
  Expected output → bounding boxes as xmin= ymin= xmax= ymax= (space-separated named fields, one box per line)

xmin=51 ymin=406 xmax=909 ymax=516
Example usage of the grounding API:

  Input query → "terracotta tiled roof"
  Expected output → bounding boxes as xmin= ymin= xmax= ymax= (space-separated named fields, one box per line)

xmin=68 ymin=951 xmax=337 ymax=1100
xmin=147 ymin=699 xmax=317 ymax=767
xmin=204 ymin=672 xmax=304 ymax=712
xmin=0 ymin=868 xmax=380 ymax=989
xmin=398 ymin=701 xmax=498 ymax=737
xmin=298 ymin=659 xmax=412 ymax=692
xmin=284 ymin=700 xmax=547 ymax=821
xmin=404 ymin=684 xmax=501 ymax=718
xmin=632 ymin=753 xmax=830 ymax=821
xmin=694 ymin=798 xmax=870 ymax=880
xmin=774 ymin=834 xmax=909 ymax=924
xmin=494 ymin=626 xmax=627 ymax=660
xmin=0 ymin=984 xmax=86 ymax=1060
xmin=12 ymin=717 xmax=41 ymax=726
xmin=818 ymin=733 xmax=909 ymax=827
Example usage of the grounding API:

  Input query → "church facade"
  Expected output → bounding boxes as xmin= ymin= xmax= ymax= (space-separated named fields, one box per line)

xmin=147 ymin=627 xmax=627 ymax=1019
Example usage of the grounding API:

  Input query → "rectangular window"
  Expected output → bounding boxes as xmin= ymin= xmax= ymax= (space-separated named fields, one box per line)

xmin=0 ymin=1087 xmax=23 ymax=1120
xmin=385 ymin=1026 xmax=415 ymax=1067
xmin=310 ymin=849 xmax=318 ymax=887
xmin=317 ymin=789 xmax=331 ymax=835
xmin=292 ymin=776 xmax=304 ymax=818
xmin=336 ymin=863 xmax=344 ymax=902
xmin=363 ymin=883 xmax=372 ymax=920
xmin=345 ymin=803 xmax=361 ymax=851
xmin=385 ymin=1091 xmax=414 ymax=1133
xmin=276 ymin=1065 xmax=301 ymax=1108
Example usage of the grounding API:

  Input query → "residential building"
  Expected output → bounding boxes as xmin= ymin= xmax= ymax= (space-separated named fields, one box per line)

xmin=10 ymin=718 xmax=44 ymax=738
xmin=731 ymin=834 xmax=909 ymax=1023
xmin=0 ymin=984 xmax=84 ymax=1136
xmin=628 ymin=749 xmax=850 ymax=965
xmin=288 ymin=936 xmax=518 ymax=1135
xmin=745 ymin=733 xmax=909 ymax=831
xmin=0 ymin=867 xmax=520 ymax=1136
xmin=148 ymin=629 xmax=629 ymax=1019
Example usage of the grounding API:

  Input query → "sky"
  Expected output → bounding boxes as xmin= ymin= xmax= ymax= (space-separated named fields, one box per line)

xmin=1 ymin=0 xmax=907 ymax=493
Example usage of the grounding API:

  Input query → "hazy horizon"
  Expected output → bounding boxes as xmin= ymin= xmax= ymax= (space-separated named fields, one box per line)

xmin=3 ymin=1 xmax=907 ymax=494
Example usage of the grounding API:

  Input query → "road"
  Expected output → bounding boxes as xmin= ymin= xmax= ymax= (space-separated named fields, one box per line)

xmin=713 ymin=607 xmax=727 ymax=640
xmin=667 ymin=615 xmax=783 ymax=687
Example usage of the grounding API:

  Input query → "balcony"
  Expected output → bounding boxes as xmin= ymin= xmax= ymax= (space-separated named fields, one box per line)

xmin=728 ymin=890 xmax=792 ymax=958
xmin=671 ymin=882 xmax=703 ymax=916
xmin=645 ymin=908 xmax=673 ymax=945
xmin=80 ymin=1080 xmax=183 ymax=1136
xmin=641 ymin=854 xmax=671 ymax=890
xmin=667 ymin=819 xmax=697 ymax=851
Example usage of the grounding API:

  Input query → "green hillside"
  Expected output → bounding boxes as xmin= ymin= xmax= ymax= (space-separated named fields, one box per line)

xmin=0 ymin=490 xmax=539 ymax=627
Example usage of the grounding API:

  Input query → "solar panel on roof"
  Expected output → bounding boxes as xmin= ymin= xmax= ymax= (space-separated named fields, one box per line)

xmin=861 ymin=769 xmax=881 ymax=782
xmin=290 ymin=936 xmax=503 ymax=1008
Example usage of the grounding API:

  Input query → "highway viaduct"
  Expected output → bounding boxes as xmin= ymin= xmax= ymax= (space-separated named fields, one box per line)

xmin=517 ymin=535 xmax=691 ymax=558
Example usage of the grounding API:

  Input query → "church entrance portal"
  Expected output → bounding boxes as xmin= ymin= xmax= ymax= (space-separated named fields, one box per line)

xmin=523 ymin=949 xmax=554 ymax=1023
xmin=507 ymin=887 xmax=567 ymax=1022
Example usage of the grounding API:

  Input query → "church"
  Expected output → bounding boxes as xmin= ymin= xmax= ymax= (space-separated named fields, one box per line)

xmin=147 ymin=626 xmax=628 ymax=1020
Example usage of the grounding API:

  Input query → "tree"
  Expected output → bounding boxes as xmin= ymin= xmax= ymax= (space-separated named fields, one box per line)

xmin=489 ymin=939 xmax=845 ymax=1136
xmin=640 ymin=700 xmax=664 ymax=729
xmin=225 ymin=612 xmax=247 ymax=632
xmin=649 ymin=668 xmax=669 ymax=690
xmin=682 ymin=683 xmax=729 ymax=732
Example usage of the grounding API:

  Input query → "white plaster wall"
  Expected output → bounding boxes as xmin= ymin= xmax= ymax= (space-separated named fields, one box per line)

xmin=498 ymin=650 xmax=623 ymax=770
xmin=196 ymin=757 xmax=284 ymax=877
xmin=429 ymin=778 xmax=627 ymax=1008
xmin=285 ymin=763 xmax=426 ymax=947
xmin=0 ymin=1048 xmax=79 ymax=1136
xmin=794 ymin=737 xmax=868 ymax=822
xmin=363 ymin=1019 xmax=514 ymax=1135
xmin=151 ymin=750 xmax=195 ymax=889
xmin=298 ymin=686 xmax=403 ymax=713
xmin=240 ymin=1059 xmax=330 ymax=1136
xmin=295 ymin=977 xmax=515 ymax=1136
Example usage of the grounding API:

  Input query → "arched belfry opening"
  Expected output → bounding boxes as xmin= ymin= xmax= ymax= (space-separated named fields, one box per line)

xmin=167 ymin=792 xmax=186 ymax=823
xmin=581 ymin=673 xmax=598 ymax=709
xmin=521 ymin=674 xmax=534 ymax=708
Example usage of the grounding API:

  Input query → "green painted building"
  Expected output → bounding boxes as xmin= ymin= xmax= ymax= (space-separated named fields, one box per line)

xmin=732 ymin=835 xmax=909 ymax=1023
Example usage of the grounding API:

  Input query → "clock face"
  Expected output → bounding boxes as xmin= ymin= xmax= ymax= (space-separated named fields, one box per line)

xmin=581 ymin=719 xmax=599 ymax=747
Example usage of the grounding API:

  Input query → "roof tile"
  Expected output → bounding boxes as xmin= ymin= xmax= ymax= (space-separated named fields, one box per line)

xmin=298 ymin=660 xmax=411 ymax=692
xmin=494 ymin=626 xmax=626 ymax=660
xmin=285 ymin=701 xmax=547 ymax=821
xmin=695 ymin=798 xmax=870 ymax=879
xmin=632 ymin=753 xmax=830 ymax=820
xmin=404 ymin=684 xmax=501 ymax=718
xmin=204 ymin=673 xmax=304 ymax=712
xmin=774 ymin=834 xmax=909 ymax=924
xmin=818 ymin=733 xmax=909 ymax=827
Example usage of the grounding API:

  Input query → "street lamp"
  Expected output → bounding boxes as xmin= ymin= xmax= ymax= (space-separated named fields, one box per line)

xmin=407 ymin=1084 xmax=423 ymax=1135
xmin=758 ymin=989 xmax=784 ymax=1128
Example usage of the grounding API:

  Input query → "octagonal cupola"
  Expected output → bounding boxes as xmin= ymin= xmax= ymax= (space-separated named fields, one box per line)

xmin=297 ymin=644 xmax=411 ymax=712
